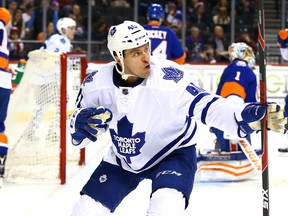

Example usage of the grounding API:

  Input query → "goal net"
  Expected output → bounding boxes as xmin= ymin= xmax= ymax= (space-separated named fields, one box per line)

xmin=5 ymin=50 xmax=87 ymax=184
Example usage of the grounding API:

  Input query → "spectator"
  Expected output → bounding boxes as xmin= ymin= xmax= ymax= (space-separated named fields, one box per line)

xmin=187 ymin=1 xmax=212 ymax=42
xmin=236 ymin=0 xmax=256 ymax=29
xmin=92 ymin=19 xmax=109 ymax=42
xmin=201 ymin=44 xmax=217 ymax=63
xmin=212 ymin=5 xmax=230 ymax=33
xmin=235 ymin=27 xmax=257 ymax=54
xmin=211 ymin=0 xmax=230 ymax=16
xmin=70 ymin=3 xmax=86 ymax=40
xmin=6 ymin=0 xmax=18 ymax=18
xmin=22 ymin=2 xmax=34 ymax=30
xmin=8 ymin=26 xmax=25 ymax=60
xmin=207 ymin=25 xmax=230 ymax=63
xmin=110 ymin=0 xmax=131 ymax=7
xmin=185 ymin=25 xmax=205 ymax=62
xmin=187 ymin=0 xmax=199 ymax=15
xmin=36 ymin=21 xmax=54 ymax=41
xmin=25 ymin=0 xmax=58 ymax=40
xmin=6 ymin=9 xmax=25 ymax=39
xmin=163 ymin=2 xmax=182 ymax=30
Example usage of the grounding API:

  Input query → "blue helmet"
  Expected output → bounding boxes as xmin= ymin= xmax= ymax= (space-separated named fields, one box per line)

xmin=147 ymin=4 xmax=164 ymax=21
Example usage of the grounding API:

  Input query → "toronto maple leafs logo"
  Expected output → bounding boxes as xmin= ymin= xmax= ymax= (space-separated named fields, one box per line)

xmin=162 ymin=66 xmax=184 ymax=83
xmin=83 ymin=71 xmax=97 ymax=85
xmin=110 ymin=26 xmax=117 ymax=36
xmin=60 ymin=38 xmax=66 ymax=44
xmin=110 ymin=116 xmax=145 ymax=164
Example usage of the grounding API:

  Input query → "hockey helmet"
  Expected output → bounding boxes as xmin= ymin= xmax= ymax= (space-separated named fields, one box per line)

xmin=0 ymin=8 xmax=11 ymax=26
xmin=107 ymin=20 xmax=150 ymax=79
xmin=228 ymin=42 xmax=256 ymax=69
xmin=147 ymin=4 xmax=164 ymax=21
xmin=57 ymin=17 xmax=76 ymax=35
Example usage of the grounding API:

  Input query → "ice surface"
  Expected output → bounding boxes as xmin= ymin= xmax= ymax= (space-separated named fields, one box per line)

xmin=1 ymin=128 xmax=288 ymax=216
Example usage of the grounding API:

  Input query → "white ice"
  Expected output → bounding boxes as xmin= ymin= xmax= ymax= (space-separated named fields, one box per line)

xmin=1 ymin=127 xmax=288 ymax=216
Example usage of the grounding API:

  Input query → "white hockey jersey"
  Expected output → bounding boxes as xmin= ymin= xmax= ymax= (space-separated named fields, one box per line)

xmin=280 ymin=47 xmax=288 ymax=61
xmin=0 ymin=21 xmax=11 ymax=89
xmin=41 ymin=33 xmax=72 ymax=53
xmin=72 ymin=57 xmax=246 ymax=173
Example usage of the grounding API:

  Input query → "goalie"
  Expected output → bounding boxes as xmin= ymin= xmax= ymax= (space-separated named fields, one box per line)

xmin=210 ymin=42 xmax=259 ymax=153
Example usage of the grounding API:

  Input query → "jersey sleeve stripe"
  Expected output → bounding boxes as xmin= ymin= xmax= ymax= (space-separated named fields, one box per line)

xmin=188 ymin=92 xmax=210 ymax=117
xmin=201 ymin=97 xmax=219 ymax=125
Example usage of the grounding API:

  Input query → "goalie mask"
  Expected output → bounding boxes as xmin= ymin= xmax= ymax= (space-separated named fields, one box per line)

xmin=107 ymin=20 xmax=150 ymax=80
xmin=228 ymin=42 xmax=256 ymax=69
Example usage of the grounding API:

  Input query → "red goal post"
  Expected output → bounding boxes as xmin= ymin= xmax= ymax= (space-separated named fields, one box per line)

xmin=5 ymin=50 xmax=87 ymax=184
xmin=60 ymin=52 xmax=87 ymax=184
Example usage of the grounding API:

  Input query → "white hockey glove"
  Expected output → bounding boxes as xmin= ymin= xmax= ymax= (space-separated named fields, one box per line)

xmin=236 ymin=102 xmax=287 ymax=137
xmin=69 ymin=106 xmax=112 ymax=143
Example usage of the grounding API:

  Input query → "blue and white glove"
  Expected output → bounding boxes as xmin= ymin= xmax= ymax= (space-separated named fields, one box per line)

xmin=69 ymin=106 xmax=112 ymax=144
xmin=236 ymin=102 xmax=287 ymax=137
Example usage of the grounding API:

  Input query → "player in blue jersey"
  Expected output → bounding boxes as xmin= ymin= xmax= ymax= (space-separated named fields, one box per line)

xmin=69 ymin=21 xmax=286 ymax=216
xmin=0 ymin=8 xmax=11 ymax=187
xmin=210 ymin=42 xmax=258 ymax=152
xmin=143 ymin=4 xmax=186 ymax=64
xmin=277 ymin=28 xmax=288 ymax=61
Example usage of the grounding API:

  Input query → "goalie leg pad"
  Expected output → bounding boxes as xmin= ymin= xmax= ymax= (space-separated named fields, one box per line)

xmin=147 ymin=188 xmax=185 ymax=216
xmin=71 ymin=194 xmax=110 ymax=216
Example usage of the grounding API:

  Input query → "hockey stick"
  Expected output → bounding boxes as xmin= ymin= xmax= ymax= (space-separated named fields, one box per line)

xmin=258 ymin=0 xmax=269 ymax=215
xmin=237 ymin=139 xmax=261 ymax=174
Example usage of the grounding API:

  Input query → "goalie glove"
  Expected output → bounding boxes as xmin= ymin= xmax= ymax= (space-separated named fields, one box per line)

xmin=69 ymin=106 xmax=112 ymax=144
xmin=236 ymin=102 xmax=287 ymax=137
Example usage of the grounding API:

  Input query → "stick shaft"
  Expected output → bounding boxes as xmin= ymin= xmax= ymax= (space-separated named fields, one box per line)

xmin=258 ymin=1 xmax=269 ymax=215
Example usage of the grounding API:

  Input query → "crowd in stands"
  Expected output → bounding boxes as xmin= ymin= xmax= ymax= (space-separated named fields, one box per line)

xmin=1 ymin=0 xmax=258 ymax=63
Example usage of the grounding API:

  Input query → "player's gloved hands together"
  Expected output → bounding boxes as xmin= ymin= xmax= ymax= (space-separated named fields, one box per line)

xmin=69 ymin=106 xmax=112 ymax=143
xmin=236 ymin=102 xmax=287 ymax=137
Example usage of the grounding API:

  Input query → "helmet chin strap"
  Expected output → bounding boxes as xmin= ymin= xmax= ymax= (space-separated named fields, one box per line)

xmin=116 ymin=58 xmax=137 ymax=80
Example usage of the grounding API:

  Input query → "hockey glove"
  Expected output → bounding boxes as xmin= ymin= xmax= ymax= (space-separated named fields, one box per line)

xmin=69 ymin=107 xmax=112 ymax=143
xmin=277 ymin=29 xmax=288 ymax=48
xmin=236 ymin=102 xmax=287 ymax=137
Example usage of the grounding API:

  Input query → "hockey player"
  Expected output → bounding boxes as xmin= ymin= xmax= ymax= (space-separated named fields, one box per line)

xmin=277 ymin=28 xmax=288 ymax=60
xmin=277 ymin=28 xmax=288 ymax=152
xmin=18 ymin=17 xmax=76 ymax=143
xmin=143 ymin=4 xmax=186 ymax=64
xmin=0 ymin=8 xmax=11 ymax=186
xmin=69 ymin=21 xmax=287 ymax=216
xmin=41 ymin=17 xmax=76 ymax=52
xmin=210 ymin=42 xmax=258 ymax=153
xmin=199 ymin=42 xmax=260 ymax=181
